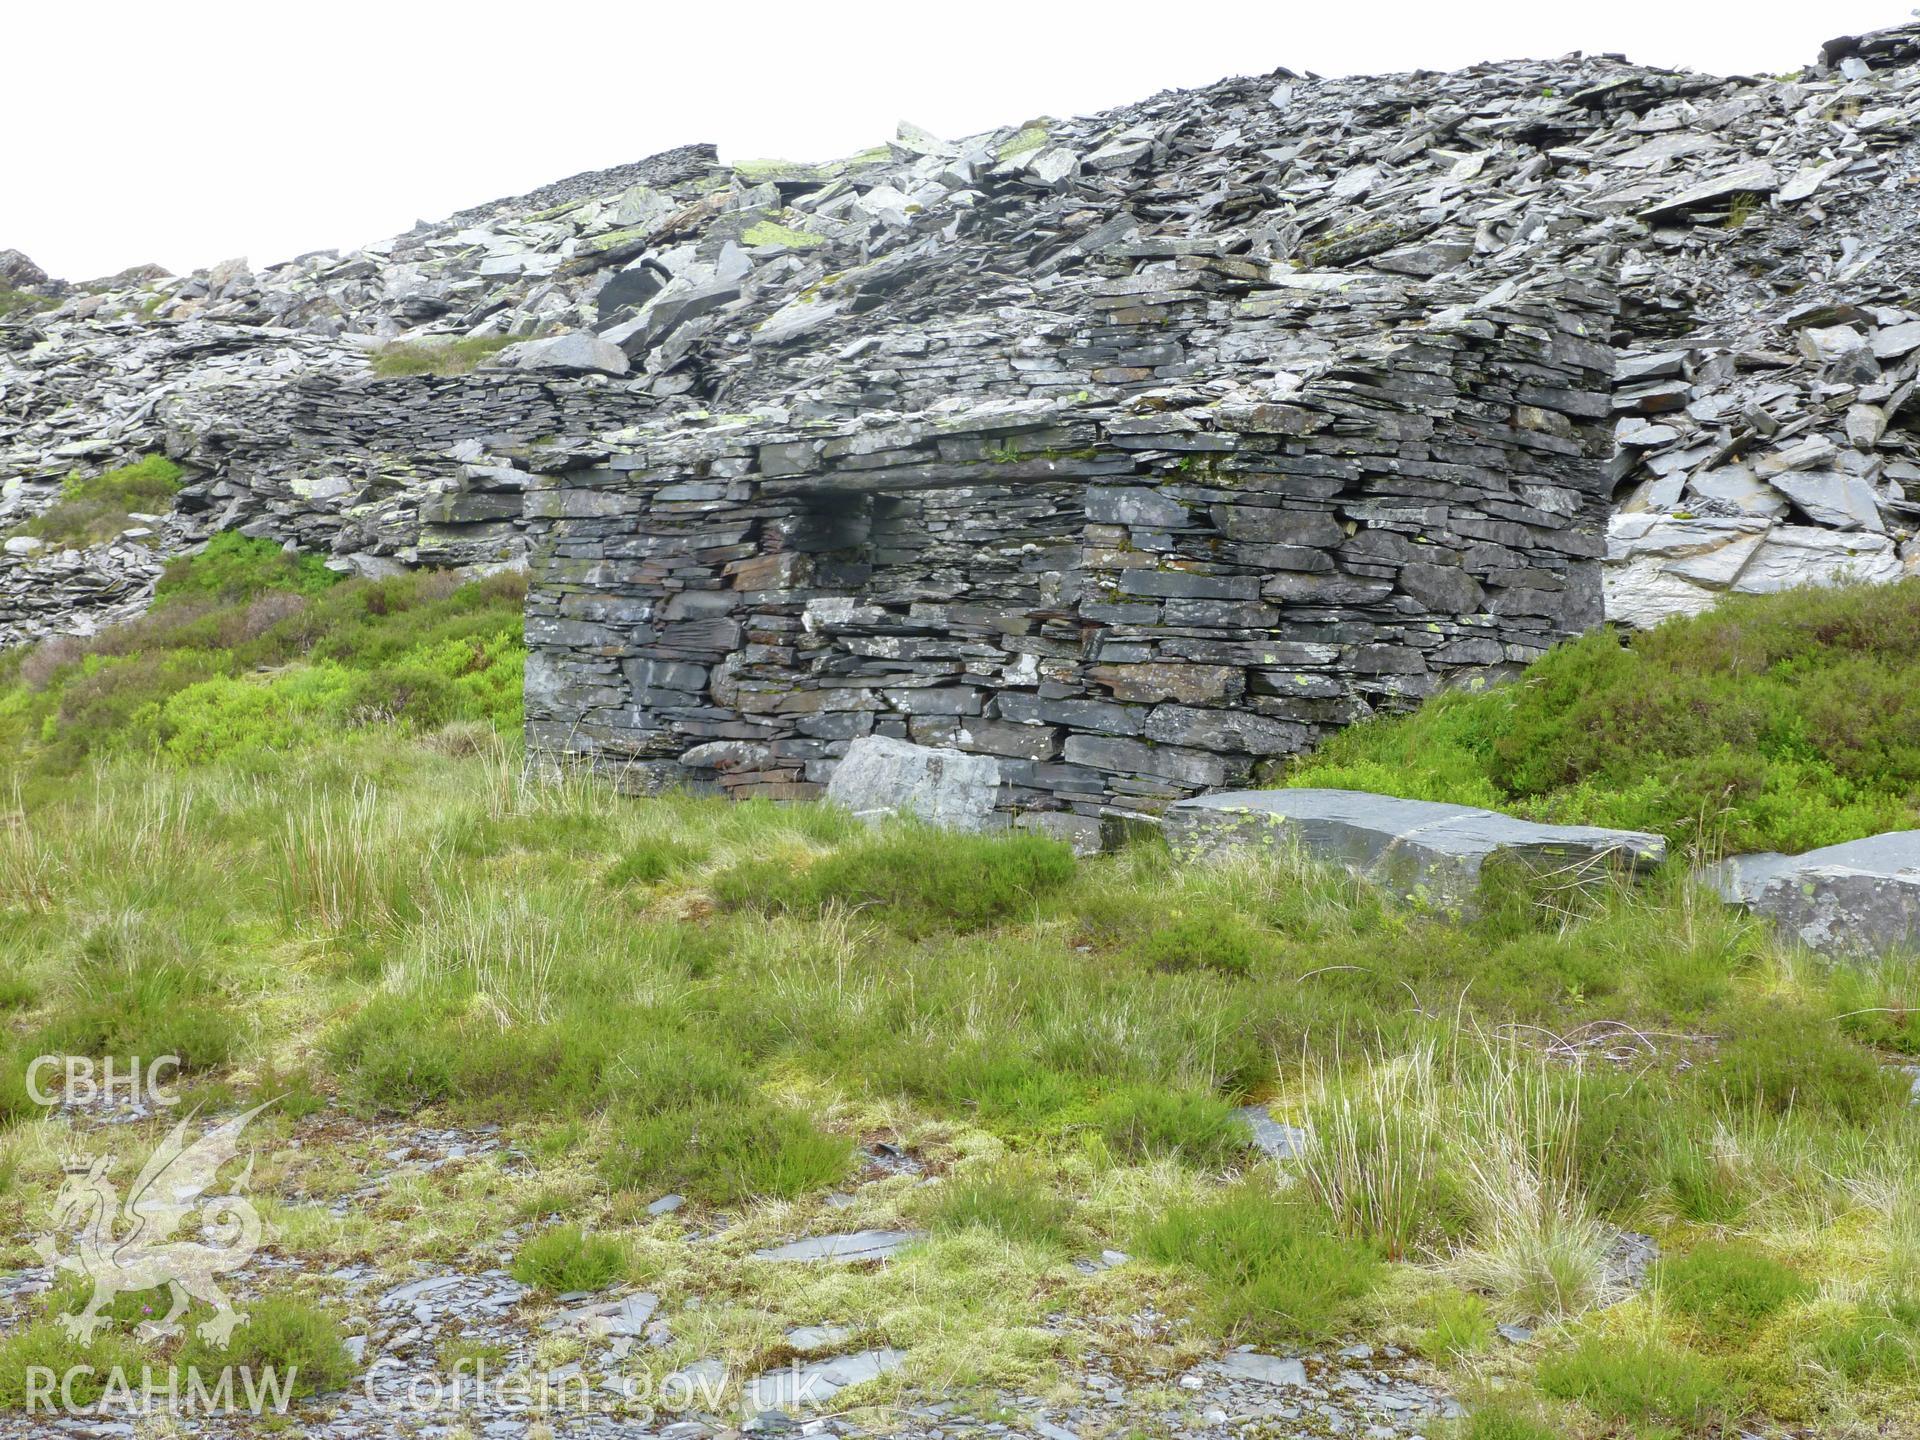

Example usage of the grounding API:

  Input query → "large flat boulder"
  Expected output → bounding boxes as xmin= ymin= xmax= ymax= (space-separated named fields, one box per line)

xmin=824 ymin=735 xmax=1002 ymax=831
xmin=496 ymin=330 xmax=629 ymax=375
xmin=1165 ymin=788 xmax=1665 ymax=912
xmin=1708 ymin=831 xmax=1920 ymax=957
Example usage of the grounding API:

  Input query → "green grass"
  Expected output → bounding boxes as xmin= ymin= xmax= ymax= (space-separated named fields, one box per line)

xmin=174 ymin=1295 xmax=360 ymax=1398
xmin=1712 ymin=1000 xmax=1908 ymax=1123
xmin=368 ymin=335 xmax=518 ymax=378
xmin=10 ymin=454 xmax=183 ymax=548
xmin=436 ymin=1332 xmax=509 ymax=1372
xmin=1285 ymin=579 xmax=1920 ymax=854
xmin=713 ymin=824 xmax=1077 ymax=936
xmin=1136 ymin=1185 xmax=1382 ymax=1344
xmin=600 ymin=1097 xmax=855 ymax=1204
xmin=921 ymin=1159 xmax=1076 ymax=1251
xmin=1655 ymin=1241 xmax=1810 ymax=1337
xmin=1 ymin=567 xmax=1919 ymax=1430
xmin=1448 ymin=1396 xmax=1562 ymax=1440
xmin=0 ymin=1289 xmax=355 ymax=1408
xmin=29 ymin=913 xmax=242 ymax=1073
xmin=0 ymin=287 xmax=54 ymax=320
xmin=1132 ymin=906 xmax=1265 ymax=975
xmin=155 ymin=532 xmax=338 ymax=604
xmin=1535 ymin=1330 xmax=1738 ymax=1432
xmin=1418 ymin=1288 xmax=1495 ymax=1359
xmin=0 ymin=1321 xmax=146 ymax=1409
xmin=1090 ymin=1083 xmax=1250 ymax=1166
xmin=605 ymin=834 xmax=708 ymax=887
xmin=511 ymin=1225 xmax=629 ymax=1291
xmin=1807 ymin=1295 xmax=1920 ymax=1380
xmin=602 ymin=1098 xmax=852 ymax=1213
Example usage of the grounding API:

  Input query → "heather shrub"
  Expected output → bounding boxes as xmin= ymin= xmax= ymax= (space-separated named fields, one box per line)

xmin=1288 ymin=579 xmax=1920 ymax=854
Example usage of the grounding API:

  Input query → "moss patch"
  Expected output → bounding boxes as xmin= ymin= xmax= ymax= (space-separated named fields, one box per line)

xmin=740 ymin=220 xmax=826 ymax=249
xmin=10 ymin=454 xmax=183 ymax=548
xmin=368 ymin=335 xmax=517 ymax=378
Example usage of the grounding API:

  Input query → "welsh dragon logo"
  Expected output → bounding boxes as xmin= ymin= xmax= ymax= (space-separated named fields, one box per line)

xmin=36 ymin=1102 xmax=272 ymax=1346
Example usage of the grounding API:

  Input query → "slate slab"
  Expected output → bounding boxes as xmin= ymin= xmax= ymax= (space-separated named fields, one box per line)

xmin=496 ymin=331 xmax=629 ymax=375
xmin=1209 ymin=1351 xmax=1309 ymax=1386
xmin=1235 ymin=1104 xmax=1309 ymax=1160
xmin=1708 ymin=830 xmax=1920 ymax=957
xmin=750 ymin=1229 xmax=927 ymax=1264
xmin=544 ymin=1290 xmax=659 ymax=1336
xmin=1639 ymin=161 xmax=1779 ymax=219
xmin=785 ymin=1323 xmax=854 ymax=1355
xmin=744 ymin=1347 xmax=905 ymax=1412
xmin=825 ymin=735 xmax=1003 ymax=831
xmin=1166 ymin=788 xmax=1665 ymax=912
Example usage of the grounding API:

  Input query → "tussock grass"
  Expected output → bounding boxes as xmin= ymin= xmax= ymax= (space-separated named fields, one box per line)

xmin=1446 ymin=1053 xmax=1611 ymax=1322
xmin=1295 ymin=1031 xmax=1612 ymax=1320
xmin=0 ymin=794 xmax=61 ymax=914
xmin=511 ymin=1225 xmax=629 ymax=1291
xmin=1136 ymin=1184 xmax=1382 ymax=1344
xmin=277 ymin=780 xmax=430 ymax=938
xmin=920 ymin=1158 xmax=1077 ymax=1252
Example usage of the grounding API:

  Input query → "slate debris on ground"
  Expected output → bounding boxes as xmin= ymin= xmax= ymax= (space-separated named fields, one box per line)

xmin=0 ymin=1100 xmax=1475 ymax=1440
xmin=5 ymin=22 xmax=1920 ymax=648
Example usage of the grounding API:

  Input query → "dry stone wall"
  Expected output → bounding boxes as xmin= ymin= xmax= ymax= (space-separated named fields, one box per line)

xmin=177 ymin=369 xmax=648 ymax=569
xmin=525 ymin=267 xmax=1615 ymax=838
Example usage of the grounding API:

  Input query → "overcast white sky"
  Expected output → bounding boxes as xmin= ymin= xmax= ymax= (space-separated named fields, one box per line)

xmin=6 ymin=1 xmax=1915 ymax=281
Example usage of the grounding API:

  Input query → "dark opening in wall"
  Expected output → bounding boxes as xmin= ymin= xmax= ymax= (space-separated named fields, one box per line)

xmin=789 ymin=491 xmax=875 ymax=589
